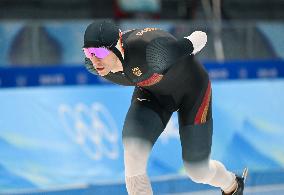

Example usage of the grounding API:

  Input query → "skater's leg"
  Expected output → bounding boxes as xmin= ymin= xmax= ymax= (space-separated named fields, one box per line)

xmin=184 ymin=158 xmax=237 ymax=193
xmin=123 ymin=135 xmax=153 ymax=195
xmin=179 ymin=119 xmax=237 ymax=193
xmin=178 ymin=81 xmax=238 ymax=194
xmin=123 ymin=88 xmax=172 ymax=195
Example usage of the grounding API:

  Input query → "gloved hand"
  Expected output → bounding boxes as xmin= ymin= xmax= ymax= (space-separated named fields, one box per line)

xmin=184 ymin=31 xmax=207 ymax=55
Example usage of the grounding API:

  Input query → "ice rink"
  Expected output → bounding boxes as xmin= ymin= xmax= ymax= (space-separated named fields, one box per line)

xmin=165 ymin=184 xmax=284 ymax=195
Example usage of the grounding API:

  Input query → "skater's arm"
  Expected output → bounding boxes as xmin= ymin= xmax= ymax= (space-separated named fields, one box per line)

xmin=146 ymin=31 xmax=207 ymax=74
xmin=84 ymin=57 xmax=98 ymax=75
xmin=184 ymin=31 xmax=207 ymax=55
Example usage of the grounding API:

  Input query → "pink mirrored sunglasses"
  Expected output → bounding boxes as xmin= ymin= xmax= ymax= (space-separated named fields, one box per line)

xmin=83 ymin=47 xmax=111 ymax=59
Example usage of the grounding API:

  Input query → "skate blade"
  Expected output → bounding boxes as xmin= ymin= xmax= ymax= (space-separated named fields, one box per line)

xmin=242 ymin=167 xmax=248 ymax=183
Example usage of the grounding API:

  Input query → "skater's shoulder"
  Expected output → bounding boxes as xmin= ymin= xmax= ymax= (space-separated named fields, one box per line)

xmin=123 ymin=27 xmax=174 ymax=43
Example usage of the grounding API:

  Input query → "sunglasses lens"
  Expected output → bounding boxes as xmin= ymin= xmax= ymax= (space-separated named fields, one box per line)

xmin=83 ymin=47 xmax=110 ymax=59
xmin=83 ymin=48 xmax=92 ymax=58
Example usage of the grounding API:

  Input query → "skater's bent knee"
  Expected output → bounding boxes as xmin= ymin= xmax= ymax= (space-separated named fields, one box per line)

xmin=183 ymin=159 xmax=214 ymax=184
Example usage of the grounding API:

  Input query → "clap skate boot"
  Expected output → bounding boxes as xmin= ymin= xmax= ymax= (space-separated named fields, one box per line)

xmin=222 ymin=168 xmax=248 ymax=195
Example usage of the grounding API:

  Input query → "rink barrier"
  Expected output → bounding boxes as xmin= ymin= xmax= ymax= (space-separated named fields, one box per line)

xmin=0 ymin=59 xmax=284 ymax=88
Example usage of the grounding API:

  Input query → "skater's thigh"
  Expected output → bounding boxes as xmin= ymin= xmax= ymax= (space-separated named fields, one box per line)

xmin=179 ymin=119 xmax=213 ymax=162
xmin=178 ymin=81 xmax=213 ymax=162
xmin=123 ymin=88 xmax=172 ymax=145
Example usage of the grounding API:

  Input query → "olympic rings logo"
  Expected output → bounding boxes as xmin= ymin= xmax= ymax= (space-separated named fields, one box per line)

xmin=58 ymin=102 xmax=119 ymax=161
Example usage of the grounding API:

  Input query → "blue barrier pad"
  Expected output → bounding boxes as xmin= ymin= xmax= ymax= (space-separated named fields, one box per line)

xmin=1 ymin=59 xmax=284 ymax=87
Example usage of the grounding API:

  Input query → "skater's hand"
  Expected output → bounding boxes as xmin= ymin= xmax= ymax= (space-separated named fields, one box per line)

xmin=184 ymin=31 xmax=207 ymax=55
